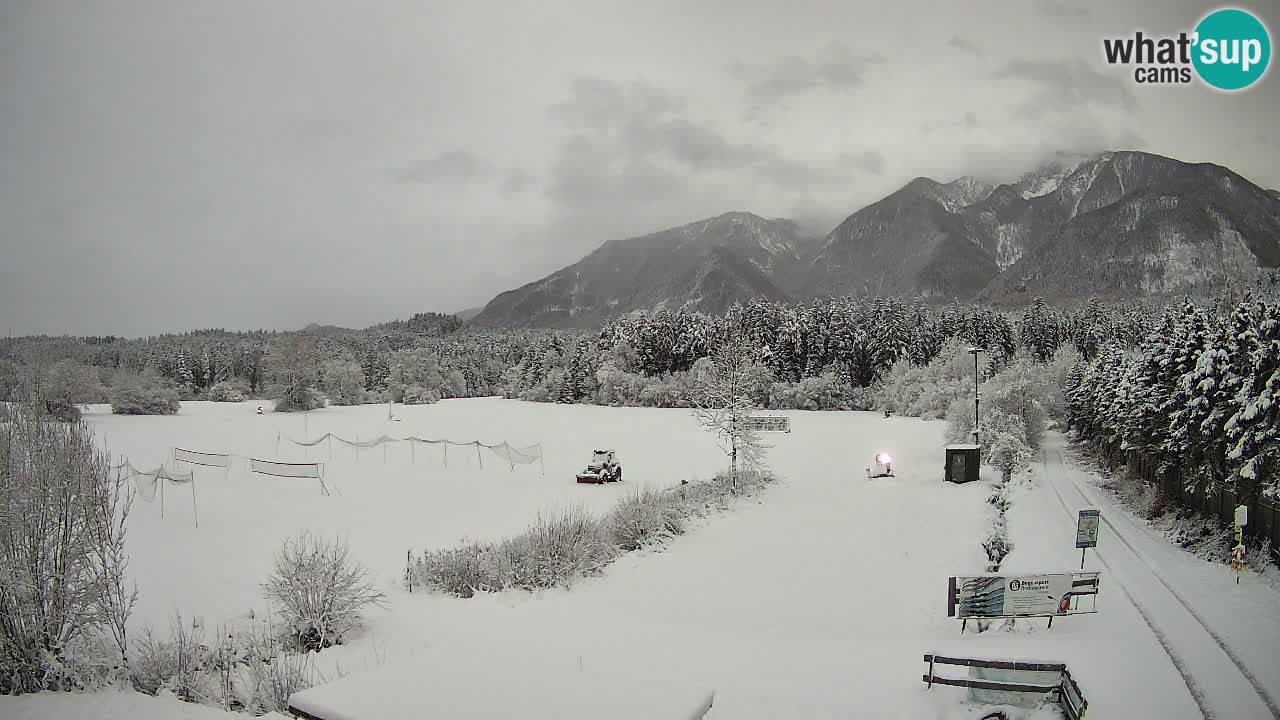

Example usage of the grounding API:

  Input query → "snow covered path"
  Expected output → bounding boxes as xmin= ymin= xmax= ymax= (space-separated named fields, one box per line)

xmin=1034 ymin=433 xmax=1280 ymax=720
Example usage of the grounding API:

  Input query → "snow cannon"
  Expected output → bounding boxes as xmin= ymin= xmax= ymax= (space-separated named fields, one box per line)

xmin=576 ymin=449 xmax=623 ymax=484
xmin=866 ymin=452 xmax=894 ymax=478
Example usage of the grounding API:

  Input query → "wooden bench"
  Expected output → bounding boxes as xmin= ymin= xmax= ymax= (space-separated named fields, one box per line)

xmin=923 ymin=654 xmax=1087 ymax=720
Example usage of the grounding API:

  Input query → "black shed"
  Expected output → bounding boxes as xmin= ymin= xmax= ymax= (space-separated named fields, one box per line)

xmin=945 ymin=444 xmax=981 ymax=484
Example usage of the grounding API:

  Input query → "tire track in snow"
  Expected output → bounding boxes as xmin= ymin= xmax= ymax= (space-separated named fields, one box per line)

xmin=1047 ymin=448 xmax=1280 ymax=719
xmin=1040 ymin=450 xmax=1214 ymax=719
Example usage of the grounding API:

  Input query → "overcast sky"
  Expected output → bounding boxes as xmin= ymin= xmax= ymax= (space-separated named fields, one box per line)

xmin=2 ymin=0 xmax=1277 ymax=336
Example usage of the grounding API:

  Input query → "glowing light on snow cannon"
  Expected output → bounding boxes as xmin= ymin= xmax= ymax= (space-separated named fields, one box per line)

xmin=867 ymin=451 xmax=895 ymax=478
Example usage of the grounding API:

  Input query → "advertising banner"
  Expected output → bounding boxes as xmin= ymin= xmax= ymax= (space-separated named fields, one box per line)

xmin=744 ymin=415 xmax=790 ymax=433
xmin=949 ymin=573 xmax=1100 ymax=619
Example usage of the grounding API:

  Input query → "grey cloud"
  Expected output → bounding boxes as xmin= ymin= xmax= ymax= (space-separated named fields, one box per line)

xmin=947 ymin=35 xmax=984 ymax=57
xmin=547 ymin=77 xmax=842 ymax=208
xmin=995 ymin=58 xmax=1139 ymax=118
xmin=501 ymin=170 xmax=536 ymax=197
xmin=921 ymin=112 xmax=980 ymax=136
xmin=536 ymin=76 xmax=859 ymax=261
xmin=733 ymin=45 xmax=887 ymax=117
xmin=391 ymin=150 xmax=493 ymax=184
xmin=1040 ymin=1 xmax=1090 ymax=20
xmin=839 ymin=150 xmax=886 ymax=175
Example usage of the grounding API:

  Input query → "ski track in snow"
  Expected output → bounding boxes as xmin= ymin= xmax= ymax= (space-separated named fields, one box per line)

xmin=1041 ymin=437 xmax=1280 ymax=720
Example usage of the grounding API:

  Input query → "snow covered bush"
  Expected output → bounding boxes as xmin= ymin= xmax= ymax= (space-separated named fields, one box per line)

xmin=983 ymin=408 xmax=1033 ymax=482
xmin=981 ymin=353 xmax=1050 ymax=451
xmin=768 ymin=370 xmax=855 ymax=410
xmin=413 ymin=508 xmax=614 ymax=597
xmin=877 ymin=338 xmax=977 ymax=419
xmin=261 ymin=533 xmax=386 ymax=652
xmin=208 ymin=379 xmax=251 ymax=402
xmin=609 ymin=486 xmax=687 ymax=551
xmin=129 ymin=616 xmax=216 ymax=702
xmin=412 ymin=469 xmax=775 ymax=598
xmin=110 ymin=369 xmax=181 ymax=415
xmin=387 ymin=349 xmax=465 ymax=403
xmin=496 ymin=507 xmax=615 ymax=590
xmin=400 ymin=384 xmax=442 ymax=405
xmin=320 ymin=359 xmax=365 ymax=406
xmin=0 ymin=403 xmax=136 ymax=693
xmin=130 ymin=613 xmax=326 ymax=713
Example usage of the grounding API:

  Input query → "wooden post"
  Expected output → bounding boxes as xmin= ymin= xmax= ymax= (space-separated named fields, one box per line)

xmin=328 ymin=434 xmax=333 ymax=460
xmin=443 ymin=442 xmax=448 ymax=468
xmin=476 ymin=442 xmax=483 ymax=469
xmin=410 ymin=441 xmax=415 ymax=464
xmin=159 ymin=471 xmax=165 ymax=519
xmin=356 ymin=432 xmax=360 ymax=463
xmin=539 ymin=447 xmax=545 ymax=477
xmin=506 ymin=442 xmax=515 ymax=472
xmin=383 ymin=441 xmax=387 ymax=463
xmin=191 ymin=473 xmax=199 ymax=529
xmin=927 ymin=656 xmax=935 ymax=688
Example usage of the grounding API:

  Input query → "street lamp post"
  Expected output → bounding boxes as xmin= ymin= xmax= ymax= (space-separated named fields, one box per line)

xmin=967 ymin=347 xmax=985 ymax=443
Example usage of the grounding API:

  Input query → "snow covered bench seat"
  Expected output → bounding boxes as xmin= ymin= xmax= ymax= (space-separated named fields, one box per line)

xmin=287 ymin=651 xmax=715 ymax=720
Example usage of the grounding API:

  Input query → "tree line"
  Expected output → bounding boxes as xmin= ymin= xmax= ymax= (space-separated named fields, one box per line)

xmin=1066 ymin=294 xmax=1280 ymax=502
xmin=0 ymin=299 xmax=1157 ymax=413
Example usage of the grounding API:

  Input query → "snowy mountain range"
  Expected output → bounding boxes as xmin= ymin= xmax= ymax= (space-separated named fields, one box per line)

xmin=471 ymin=151 xmax=1280 ymax=327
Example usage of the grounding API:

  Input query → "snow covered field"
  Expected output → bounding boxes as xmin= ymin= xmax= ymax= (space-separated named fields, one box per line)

xmin=4 ymin=401 xmax=1279 ymax=719
xmin=81 ymin=398 xmax=729 ymax=630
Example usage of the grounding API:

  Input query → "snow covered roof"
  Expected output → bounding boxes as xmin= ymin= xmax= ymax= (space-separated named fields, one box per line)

xmin=945 ymin=443 xmax=980 ymax=450
xmin=287 ymin=651 xmax=714 ymax=720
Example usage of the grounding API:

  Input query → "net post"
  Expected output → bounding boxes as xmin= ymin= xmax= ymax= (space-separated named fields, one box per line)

xmin=191 ymin=472 xmax=199 ymax=529
xmin=410 ymin=440 xmax=415 ymax=464
xmin=476 ymin=441 xmax=483 ymax=469
xmin=443 ymin=441 xmax=448 ymax=468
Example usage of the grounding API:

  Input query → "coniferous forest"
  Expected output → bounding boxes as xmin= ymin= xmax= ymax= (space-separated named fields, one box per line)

xmin=2 ymin=292 xmax=1277 ymax=505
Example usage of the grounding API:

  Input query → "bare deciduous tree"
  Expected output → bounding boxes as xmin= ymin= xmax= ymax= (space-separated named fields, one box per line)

xmin=690 ymin=334 xmax=771 ymax=493
xmin=264 ymin=336 xmax=323 ymax=412
xmin=0 ymin=401 xmax=137 ymax=693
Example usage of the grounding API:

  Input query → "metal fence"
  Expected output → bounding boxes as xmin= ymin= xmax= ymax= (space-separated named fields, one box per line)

xmin=1128 ymin=453 xmax=1280 ymax=562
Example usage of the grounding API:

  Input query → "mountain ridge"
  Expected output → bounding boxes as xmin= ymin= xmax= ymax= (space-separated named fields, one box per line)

xmin=470 ymin=150 xmax=1280 ymax=327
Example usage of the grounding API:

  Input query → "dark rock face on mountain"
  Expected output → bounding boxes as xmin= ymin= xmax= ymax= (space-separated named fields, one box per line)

xmin=472 ymin=151 xmax=1280 ymax=326
xmin=803 ymin=177 xmax=1002 ymax=299
xmin=978 ymin=152 xmax=1280 ymax=301
xmin=470 ymin=213 xmax=814 ymax=327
